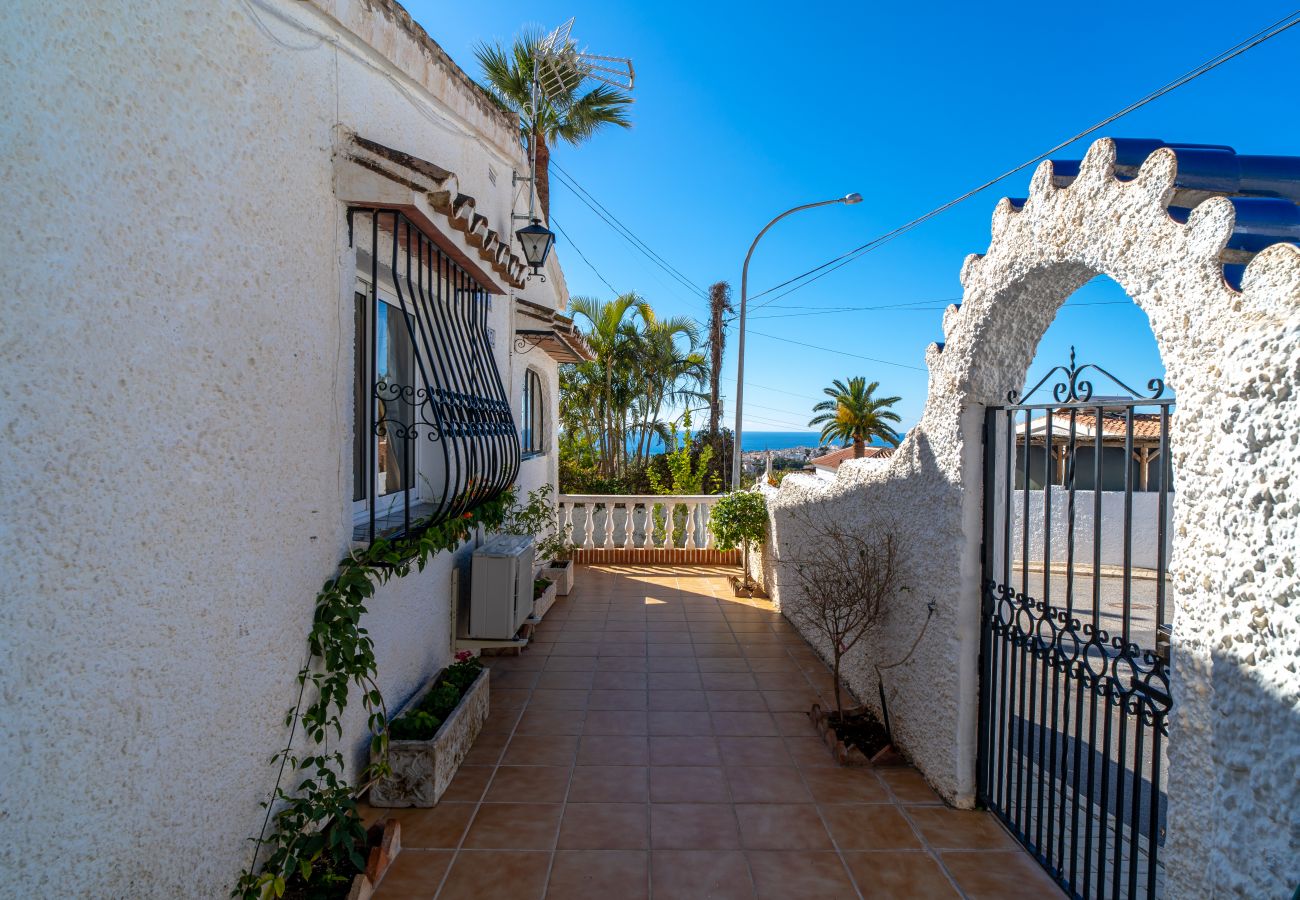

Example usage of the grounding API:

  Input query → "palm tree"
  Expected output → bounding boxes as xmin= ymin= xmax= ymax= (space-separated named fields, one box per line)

xmin=570 ymin=293 xmax=653 ymax=476
xmin=809 ymin=377 xmax=903 ymax=458
xmin=475 ymin=32 xmax=633 ymax=220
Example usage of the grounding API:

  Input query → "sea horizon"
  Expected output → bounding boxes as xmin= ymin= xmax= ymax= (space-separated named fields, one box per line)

xmin=621 ymin=431 xmax=899 ymax=455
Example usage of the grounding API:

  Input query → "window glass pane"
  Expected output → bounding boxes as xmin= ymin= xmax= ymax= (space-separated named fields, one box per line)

xmin=353 ymin=293 xmax=367 ymax=502
xmin=376 ymin=301 xmax=415 ymax=497
xmin=521 ymin=372 xmax=533 ymax=453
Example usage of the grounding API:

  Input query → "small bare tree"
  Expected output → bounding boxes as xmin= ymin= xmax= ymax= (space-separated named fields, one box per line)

xmin=784 ymin=510 xmax=902 ymax=722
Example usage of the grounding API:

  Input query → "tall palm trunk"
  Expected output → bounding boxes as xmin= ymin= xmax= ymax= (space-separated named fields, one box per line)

xmin=706 ymin=282 xmax=732 ymax=486
xmin=853 ymin=436 xmax=865 ymax=458
xmin=533 ymin=130 xmax=552 ymax=221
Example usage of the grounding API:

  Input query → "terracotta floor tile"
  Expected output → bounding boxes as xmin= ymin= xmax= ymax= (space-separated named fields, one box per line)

xmin=435 ymin=849 xmax=551 ymax=900
xmin=551 ymin=641 xmax=601 ymax=656
xmin=502 ymin=733 xmax=579 ymax=767
xmin=649 ymin=643 xmax=697 ymax=657
xmin=490 ymin=669 xmax=540 ymax=690
xmin=439 ymin=765 xmax=494 ymax=803
xmin=528 ymin=689 xmax=591 ymax=710
xmin=695 ymin=644 xmax=745 ymax=658
xmin=819 ymin=804 xmax=921 ymax=850
xmin=585 ymin=689 xmax=646 ymax=710
xmin=484 ymin=765 xmax=571 ymax=803
xmin=591 ymin=671 xmax=648 ymax=690
xmin=761 ymin=690 xmax=819 ymax=712
xmin=597 ymin=656 xmax=648 ymax=672
xmin=734 ymin=804 xmax=832 ymax=850
xmin=697 ymin=658 xmax=751 ymax=673
xmin=906 ymin=806 xmax=1020 ymax=850
xmin=746 ymin=658 xmax=802 ymax=673
xmin=462 ymin=802 xmax=562 ymax=850
xmin=771 ymin=712 xmax=815 ymax=736
xmin=650 ymin=850 xmax=756 ymax=900
xmin=650 ymin=803 xmax=741 ymax=849
xmin=557 ymin=803 xmax=649 ymax=850
xmin=647 ymin=657 xmax=699 ymax=672
xmin=876 ymin=767 xmax=944 ymax=804
xmin=388 ymin=803 xmax=476 ymax=849
xmin=801 ymin=767 xmax=890 ymax=804
xmin=725 ymin=766 xmax=811 ymax=803
xmin=534 ymin=670 xmax=595 ymax=690
xmin=648 ymin=710 xmax=714 ymax=736
xmin=649 ymin=689 xmax=709 ymax=711
xmin=489 ymin=689 xmax=531 ymax=710
xmin=700 ymin=672 xmax=759 ymax=691
xmin=941 ymin=850 xmax=1066 ymax=898
xmin=651 ymin=765 xmax=730 ymax=802
xmin=546 ymin=850 xmax=649 ymax=899
xmin=707 ymin=690 xmax=769 ymax=712
xmin=715 ymin=736 xmax=792 ymax=767
xmin=710 ymin=712 xmax=781 ymax=736
xmin=479 ymin=707 xmax=523 ymax=735
xmin=648 ymin=671 xmax=704 ymax=690
xmin=515 ymin=709 xmax=586 ymax=736
xmin=783 ymin=735 xmax=836 ymax=768
xmin=371 ymin=848 xmax=451 ymax=899
xmin=544 ymin=656 xmax=598 ymax=672
xmin=841 ymin=851 xmax=960 ymax=899
xmin=583 ymin=709 xmax=649 ymax=735
xmin=600 ymin=643 xmax=649 ymax=657
xmin=578 ymin=734 xmax=650 ymax=765
xmin=745 ymin=851 xmax=857 ymax=899
xmin=568 ymin=765 xmax=649 ymax=802
xmin=649 ymin=735 xmax=721 ymax=766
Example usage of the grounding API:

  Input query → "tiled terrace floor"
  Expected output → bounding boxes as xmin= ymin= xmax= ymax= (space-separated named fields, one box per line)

xmin=363 ymin=566 xmax=1060 ymax=899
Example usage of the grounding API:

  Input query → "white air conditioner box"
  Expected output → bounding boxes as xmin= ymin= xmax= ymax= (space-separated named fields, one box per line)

xmin=469 ymin=534 xmax=535 ymax=640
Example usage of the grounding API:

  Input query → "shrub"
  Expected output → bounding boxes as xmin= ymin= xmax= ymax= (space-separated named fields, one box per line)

xmin=388 ymin=652 xmax=483 ymax=741
xmin=710 ymin=490 xmax=768 ymax=589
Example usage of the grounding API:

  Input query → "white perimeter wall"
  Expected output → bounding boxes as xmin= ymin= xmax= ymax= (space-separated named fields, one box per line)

xmin=1009 ymin=487 xmax=1173 ymax=571
xmin=0 ymin=1 xmax=559 ymax=895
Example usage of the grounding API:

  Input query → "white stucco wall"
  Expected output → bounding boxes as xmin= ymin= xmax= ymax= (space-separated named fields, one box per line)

xmin=0 ymin=1 xmax=562 ymax=896
xmin=1010 ymin=487 xmax=1173 ymax=571
xmin=759 ymin=140 xmax=1300 ymax=897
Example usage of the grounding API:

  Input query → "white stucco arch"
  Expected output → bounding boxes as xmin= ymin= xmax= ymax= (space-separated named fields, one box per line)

xmin=762 ymin=137 xmax=1300 ymax=897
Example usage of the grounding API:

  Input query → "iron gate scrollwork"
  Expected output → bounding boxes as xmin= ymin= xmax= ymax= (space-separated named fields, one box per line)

xmin=350 ymin=208 xmax=519 ymax=543
xmin=978 ymin=349 xmax=1173 ymax=899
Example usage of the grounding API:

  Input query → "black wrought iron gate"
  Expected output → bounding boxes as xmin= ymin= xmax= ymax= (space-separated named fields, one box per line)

xmin=978 ymin=351 xmax=1173 ymax=900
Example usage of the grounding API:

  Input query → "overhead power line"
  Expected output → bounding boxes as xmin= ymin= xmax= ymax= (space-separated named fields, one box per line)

xmin=747 ymin=10 xmax=1300 ymax=310
xmin=747 ymin=330 xmax=928 ymax=372
xmin=551 ymin=216 xmax=621 ymax=297
xmin=751 ymin=299 xmax=1134 ymax=321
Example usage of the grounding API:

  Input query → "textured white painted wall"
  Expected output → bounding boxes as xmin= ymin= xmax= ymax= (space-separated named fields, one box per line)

xmin=0 ymin=1 xmax=560 ymax=896
xmin=1012 ymin=487 xmax=1172 ymax=571
xmin=758 ymin=140 xmax=1300 ymax=896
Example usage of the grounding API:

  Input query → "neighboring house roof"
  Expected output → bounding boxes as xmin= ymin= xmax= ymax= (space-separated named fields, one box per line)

xmin=810 ymin=446 xmax=895 ymax=471
xmin=1017 ymin=409 xmax=1170 ymax=443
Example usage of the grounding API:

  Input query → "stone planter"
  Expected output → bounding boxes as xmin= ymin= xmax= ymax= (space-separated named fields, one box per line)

xmin=808 ymin=702 xmax=905 ymax=767
xmin=728 ymin=574 xmax=767 ymax=599
xmin=369 ymin=667 xmax=490 ymax=807
xmin=533 ymin=578 xmax=558 ymax=619
xmin=542 ymin=559 xmax=574 ymax=596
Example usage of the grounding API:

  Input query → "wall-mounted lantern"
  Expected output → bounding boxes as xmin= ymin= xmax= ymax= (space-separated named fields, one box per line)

xmin=515 ymin=217 xmax=556 ymax=278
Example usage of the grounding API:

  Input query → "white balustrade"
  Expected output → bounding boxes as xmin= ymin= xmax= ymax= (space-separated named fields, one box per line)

xmin=556 ymin=495 xmax=726 ymax=551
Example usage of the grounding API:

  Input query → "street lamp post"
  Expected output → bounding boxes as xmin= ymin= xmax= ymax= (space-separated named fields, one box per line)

xmin=731 ymin=193 xmax=862 ymax=489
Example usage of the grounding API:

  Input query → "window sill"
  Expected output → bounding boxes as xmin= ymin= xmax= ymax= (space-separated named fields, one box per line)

xmin=521 ymin=451 xmax=546 ymax=461
xmin=352 ymin=500 xmax=437 ymax=543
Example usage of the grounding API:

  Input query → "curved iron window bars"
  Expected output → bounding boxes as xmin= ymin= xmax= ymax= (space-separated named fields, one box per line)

xmin=350 ymin=208 xmax=519 ymax=543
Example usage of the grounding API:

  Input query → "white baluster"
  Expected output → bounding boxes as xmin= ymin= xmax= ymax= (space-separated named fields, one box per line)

xmin=701 ymin=502 xmax=715 ymax=549
xmin=559 ymin=501 xmax=573 ymax=546
xmin=684 ymin=501 xmax=699 ymax=550
xmin=663 ymin=502 xmax=674 ymax=549
xmin=622 ymin=503 xmax=635 ymax=550
xmin=602 ymin=503 xmax=616 ymax=549
xmin=582 ymin=504 xmax=595 ymax=550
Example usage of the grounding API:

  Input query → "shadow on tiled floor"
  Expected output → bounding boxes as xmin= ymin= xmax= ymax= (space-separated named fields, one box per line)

xmin=362 ymin=565 xmax=1062 ymax=899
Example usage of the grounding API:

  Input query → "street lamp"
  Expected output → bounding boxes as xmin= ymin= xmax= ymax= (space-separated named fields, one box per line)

xmin=731 ymin=192 xmax=863 ymax=489
xmin=515 ymin=217 xmax=556 ymax=279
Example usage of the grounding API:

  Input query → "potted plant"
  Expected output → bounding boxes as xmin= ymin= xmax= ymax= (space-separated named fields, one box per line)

xmin=533 ymin=575 xmax=558 ymax=619
xmin=504 ymin=484 xmax=576 ymax=596
xmin=709 ymin=489 xmax=768 ymax=597
xmin=370 ymin=652 xmax=489 ymax=808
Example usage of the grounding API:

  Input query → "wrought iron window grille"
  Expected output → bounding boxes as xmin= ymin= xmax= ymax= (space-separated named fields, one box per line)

xmin=349 ymin=208 xmax=519 ymax=544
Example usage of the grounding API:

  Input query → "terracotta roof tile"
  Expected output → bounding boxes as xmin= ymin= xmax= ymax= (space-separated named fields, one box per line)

xmin=809 ymin=446 xmax=895 ymax=469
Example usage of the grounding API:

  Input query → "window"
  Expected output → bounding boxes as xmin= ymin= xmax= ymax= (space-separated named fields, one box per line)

xmin=521 ymin=368 xmax=544 ymax=457
xmin=349 ymin=208 xmax=520 ymax=543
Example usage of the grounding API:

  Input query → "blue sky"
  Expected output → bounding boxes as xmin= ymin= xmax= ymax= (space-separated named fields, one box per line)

xmin=409 ymin=0 xmax=1299 ymax=431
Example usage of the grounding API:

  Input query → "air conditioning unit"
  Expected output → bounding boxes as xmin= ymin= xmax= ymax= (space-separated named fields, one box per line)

xmin=468 ymin=534 xmax=535 ymax=640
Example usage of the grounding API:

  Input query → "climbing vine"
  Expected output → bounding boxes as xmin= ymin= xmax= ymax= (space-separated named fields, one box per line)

xmin=234 ymin=492 xmax=514 ymax=899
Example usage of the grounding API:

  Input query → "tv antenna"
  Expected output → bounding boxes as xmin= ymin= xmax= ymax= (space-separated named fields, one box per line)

xmin=516 ymin=19 xmax=635 ymax=225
